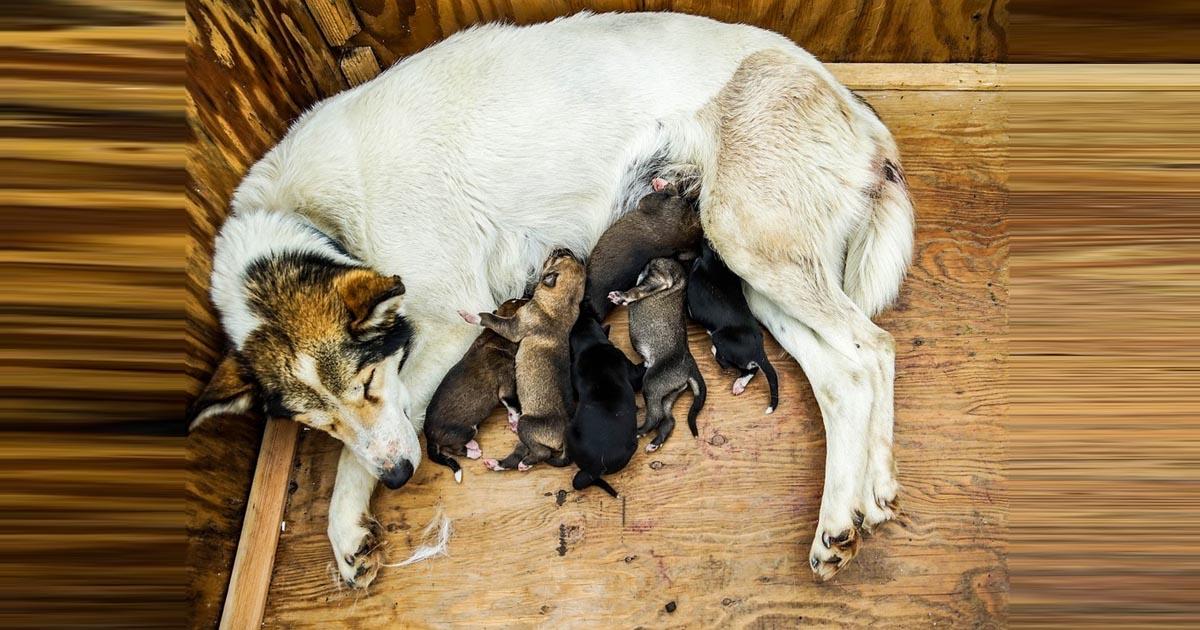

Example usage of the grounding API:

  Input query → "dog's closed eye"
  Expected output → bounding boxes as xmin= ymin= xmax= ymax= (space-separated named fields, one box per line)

xmin=542 ymin=272 xmax=558 ymax=288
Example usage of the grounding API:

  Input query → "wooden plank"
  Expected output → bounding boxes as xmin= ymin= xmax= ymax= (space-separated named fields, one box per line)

xmin=218 ymin=419 xmax=300 ymax=630
xmin=646 ymin=0 xmax=1006 ymax=62
xmin=260 ymin=83 xmax=1008 ymax=627
xmin=1001 ymin=64 xmax=1200 ymax=92
xmin=338 ymin=46 xmax=382 ymax=88
xmin=302 ymin=0 xmax=363 ymax=47
xmin=344 ymin=1 xmax=1004 ymax=69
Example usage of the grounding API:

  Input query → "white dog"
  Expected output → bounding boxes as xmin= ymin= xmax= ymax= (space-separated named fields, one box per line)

xmin=188 ymin=11 xmax=913 ymax=586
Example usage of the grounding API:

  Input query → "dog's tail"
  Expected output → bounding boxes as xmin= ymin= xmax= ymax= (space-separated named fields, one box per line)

xmin=758 ymin=353 xmax=780 ymax=415
xmin=427 ymin=442 xmax=462 ymax=483
xmin=686 ymin=367 xmax=707 ymax=437
xmin=573 ymin=469 xmax=619 ymax=498
xmin=843 ymin=145 xmax=915 ymax=318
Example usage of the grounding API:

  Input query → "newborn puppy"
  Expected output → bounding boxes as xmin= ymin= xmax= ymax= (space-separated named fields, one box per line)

xmin=687 ymin=240 xmax=780 ymax=414
xmin=566 ymin=306 xmax=646 ymax=497
xmin=609 ymin=257 xmax=707 ymax=451
xmin=459 ymin=250 xmax=584 ymax=471
xmin=585 ymin=178 xmax=703 ymax=319
xmin=424 ymin=298 xmax=526 ymax=482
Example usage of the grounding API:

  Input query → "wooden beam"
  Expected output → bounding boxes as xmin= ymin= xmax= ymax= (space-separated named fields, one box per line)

xmin=218 ymin=418 xmax=300 ymax=630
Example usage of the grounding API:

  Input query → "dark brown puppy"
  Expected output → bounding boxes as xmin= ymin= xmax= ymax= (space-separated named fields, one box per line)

xmin=459 ymin=250 xmax=585 ymax=470
xmin=424 ymin=297 xmax=526 ymax=482
xmin=584 ymin=178 xmax=703 ymax=319
xmin=609 ymin=257 xmax=707 ymax=451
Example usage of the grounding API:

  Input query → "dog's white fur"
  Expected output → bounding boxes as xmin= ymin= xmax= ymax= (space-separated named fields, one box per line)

xmin=210 ymin=12 xmax=912 ymax=584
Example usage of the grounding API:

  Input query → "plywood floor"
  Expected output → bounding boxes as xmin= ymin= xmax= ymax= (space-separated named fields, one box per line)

xmin=259 ymin=65 xmax=1008 ymax=627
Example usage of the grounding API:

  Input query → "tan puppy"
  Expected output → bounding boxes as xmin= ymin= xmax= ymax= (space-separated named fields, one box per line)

xmin=459 ymin=250 xmax=584 ymax=470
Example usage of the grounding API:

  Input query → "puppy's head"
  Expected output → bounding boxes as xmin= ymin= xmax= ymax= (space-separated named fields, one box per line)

xmin=640 ymin=256 xmax=687 ymax=291
xmin=190 ymin=261 xmax=420 ymax=489
xmin=535 ymin=249 xmax=586 ymax=305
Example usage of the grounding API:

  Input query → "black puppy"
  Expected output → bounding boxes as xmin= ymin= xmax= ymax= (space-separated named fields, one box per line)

xmin=566 ymin=306 xmax=646 ymax=497
xmin=687 ymin=240 xmax=780 ymax=414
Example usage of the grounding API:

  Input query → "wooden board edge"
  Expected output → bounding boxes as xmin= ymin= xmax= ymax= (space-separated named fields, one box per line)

xmin=218 ymin=418 xmax=300 ymax=630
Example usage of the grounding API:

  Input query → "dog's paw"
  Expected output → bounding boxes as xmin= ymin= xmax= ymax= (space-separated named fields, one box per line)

xmin=457 ymin=309 xmax=480 ymax=325
xmin=861 ymin=477 xmax=901 ymax=531
xmin=607 ymin=291 xmax=627 ymax=306
xmin=465 ymin=440 xmax=482 ymax=460
xmin=507 ymin=414 xmax=519 ymax=432
xmin=517 ymin=461 xmax=532 ymax=472
xmin=330 ymin=518 xmax=384 ymax=589
xmin=645 ymin=442 xmax=659 ymax=453
xmin=482 ymin=458 xmax=504 ymax=471
xmin=809 ymin=520 xmax=861 ymax=582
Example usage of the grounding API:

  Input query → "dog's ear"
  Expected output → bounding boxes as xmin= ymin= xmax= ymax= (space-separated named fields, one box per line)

xmin=542 ymin=272 xmax=559 ymax=288
xmin=336 ymin=269 xmax=406 ymax=336
xmin=188 ymin=352 xmax=257 ymax=432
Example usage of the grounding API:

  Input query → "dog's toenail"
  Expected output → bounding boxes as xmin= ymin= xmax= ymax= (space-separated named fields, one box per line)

xmin=821 ymin=532 xmax=831 ymax=548
xmin=355 ymin=564 xmax=368 ymax=578
xmin=811 ymin=557 xmax=820 ymax=570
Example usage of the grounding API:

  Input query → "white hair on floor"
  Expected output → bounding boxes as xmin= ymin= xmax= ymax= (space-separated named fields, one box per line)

xmin=382 ymin=510 xmax=452 ymax=567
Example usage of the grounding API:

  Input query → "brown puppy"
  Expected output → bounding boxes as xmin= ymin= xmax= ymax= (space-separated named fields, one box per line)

xmin=424 ymin=297 xmax=527 ymax=482
xmin=459 ymin=250 xmax=584 ymax=470
xmin=584 ymin=178 xmax=703 ymax=318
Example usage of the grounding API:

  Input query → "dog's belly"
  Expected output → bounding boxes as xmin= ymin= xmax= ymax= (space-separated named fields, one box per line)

xmin=233 ymin=12 xmax=805 ymax=315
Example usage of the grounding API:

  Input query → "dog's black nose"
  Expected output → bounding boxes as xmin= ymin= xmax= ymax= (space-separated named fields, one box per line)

xmin=381 ymin=460 xmax=414 ymax=489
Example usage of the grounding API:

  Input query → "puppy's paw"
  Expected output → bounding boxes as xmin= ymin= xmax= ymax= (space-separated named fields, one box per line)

xmin=507 ymin=414 xmax=519 ymax=432
xmin=330 ymin=518 xmax=384 ymax=589
xmin=464 ymin=440 xmax=482 ymax=460
xmin=645 ymin=443 xmax=659 ymax=453
xmin=517 ymin=461 xmax=532 ymax=472
xmin=482 ymin=458 xmax=505 ymax=471
xmin=607 ymin=291 xmax=627 ymax=306
xmin=457 ymin=309 xmax=480 ymax=325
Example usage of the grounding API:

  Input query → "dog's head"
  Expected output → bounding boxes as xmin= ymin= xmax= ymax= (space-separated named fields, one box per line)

xmin=190 ymin=232 xmax=421 ymax=489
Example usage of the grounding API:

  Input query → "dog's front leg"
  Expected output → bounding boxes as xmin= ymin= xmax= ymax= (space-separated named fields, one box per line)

xmin=328 ymin=447 xmax=382 ymax=588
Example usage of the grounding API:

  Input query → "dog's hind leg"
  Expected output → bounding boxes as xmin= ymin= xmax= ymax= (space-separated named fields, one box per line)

xmin=646 ymin=382 xmax=687 ymax=452
xmin=743 ymin=282 xmax=895 ymax=581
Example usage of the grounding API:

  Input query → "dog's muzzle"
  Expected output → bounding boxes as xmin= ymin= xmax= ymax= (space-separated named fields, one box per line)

xmin=380 ymin=460 xmax=415 ymax=489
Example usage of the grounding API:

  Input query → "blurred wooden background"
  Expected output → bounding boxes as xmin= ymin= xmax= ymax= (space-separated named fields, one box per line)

xmin=2 ymin=0 xmax=1197 ymax=627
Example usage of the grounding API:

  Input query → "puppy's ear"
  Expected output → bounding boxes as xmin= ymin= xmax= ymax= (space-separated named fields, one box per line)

xmin=188 ymin=352 xmax=257 ymax=432
xmin=542 ymin=272 xmax=559 ymax=288
xmin=336 ymin=269 xmax=406 ymax=337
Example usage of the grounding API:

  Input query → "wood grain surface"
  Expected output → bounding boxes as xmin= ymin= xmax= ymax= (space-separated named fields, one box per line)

xmin=257 ymin=65 xmax=1009 ymax=628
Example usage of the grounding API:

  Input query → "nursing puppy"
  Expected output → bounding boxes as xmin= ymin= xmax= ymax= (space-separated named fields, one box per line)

xmin=566 ymin=306 xmax=646 ymax=497
xmin=584 ymin=178 xmax=703 ymax=319
xmin=609 ymin=257 xmax=707 ymax=451
xmin=688 ymin=240 xmax=780 ymax=414
xmin=424 ymin=298 xmax=526 ymax=482
xmin=459 ymin=250 xmax=584 ymax=470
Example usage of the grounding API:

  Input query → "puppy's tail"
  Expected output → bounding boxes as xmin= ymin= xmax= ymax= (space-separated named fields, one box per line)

xmin=843 ymin=145 xmax=915 ymax=318
xmin=759 ymin=353 xmax=780 ymax=415
xmin=573 ymin=469 xmax=619 ymax=498
xmin=686 ymin=367 xmax=707 ymax=437
xmin=427 ymin=442 xmax=462 ymax=483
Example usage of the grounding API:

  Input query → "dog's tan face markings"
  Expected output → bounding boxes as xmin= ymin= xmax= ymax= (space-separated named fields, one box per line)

xmin=191 ymin=257 xmax=417 ymax=476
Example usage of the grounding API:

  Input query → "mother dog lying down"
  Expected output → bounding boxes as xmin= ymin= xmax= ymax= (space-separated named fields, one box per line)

xmin=188 ymin=11 xmax=913 ymax=587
